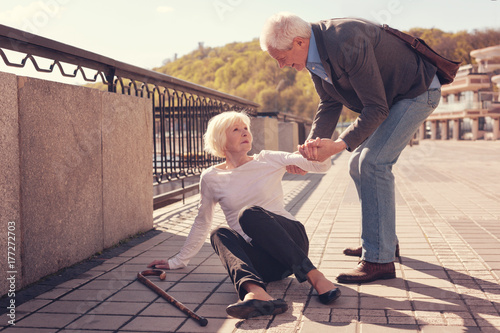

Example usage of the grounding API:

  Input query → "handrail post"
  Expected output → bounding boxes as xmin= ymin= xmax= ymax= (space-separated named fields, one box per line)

xmin=106 ymin=67 xmax=116 ymax=93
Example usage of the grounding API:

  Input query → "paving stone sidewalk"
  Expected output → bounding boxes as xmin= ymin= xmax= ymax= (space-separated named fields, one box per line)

xmin=1 ymin=141 xmax=499 ymax=333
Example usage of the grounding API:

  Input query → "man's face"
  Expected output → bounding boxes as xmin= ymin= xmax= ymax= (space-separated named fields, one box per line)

xmin=268 ymin=37 xmax=309 ymax=71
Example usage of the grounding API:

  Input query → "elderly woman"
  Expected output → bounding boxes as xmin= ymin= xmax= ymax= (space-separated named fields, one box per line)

xmin=148 ymin=111 xmax=340 ymax=319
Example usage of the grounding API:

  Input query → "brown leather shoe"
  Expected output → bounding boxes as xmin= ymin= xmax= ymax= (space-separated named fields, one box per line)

xmin=343 ymin=244 xmax=400 ymax=257
xmin=336 ymin=261 xmax=396 ymax=284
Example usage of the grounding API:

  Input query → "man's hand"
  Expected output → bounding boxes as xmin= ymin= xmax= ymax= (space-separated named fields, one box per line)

xmin=299 ymin=138 xmax=347 ymax=162
xmin=298 ymin=138 xmax=321 ymax=161
xmin=286 ymin=165 xmax=307 ymax=175
xmin=148 ymin=259 xmax=170 ymax=270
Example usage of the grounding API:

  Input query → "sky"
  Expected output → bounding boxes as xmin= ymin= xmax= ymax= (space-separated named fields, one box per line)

xmin=0 ymin=0 xmax=499 ymax=84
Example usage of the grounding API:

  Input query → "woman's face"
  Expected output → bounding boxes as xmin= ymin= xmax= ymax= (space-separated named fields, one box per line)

xmin=224 ymin=119 xmax=252 ymax=155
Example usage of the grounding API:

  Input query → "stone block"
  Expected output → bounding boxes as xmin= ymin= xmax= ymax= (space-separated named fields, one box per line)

xmin=249 ymin=116 xmax=278 ymax=155
xmin=1 ymin=73 xmax=154 ymax=295
xmin=102 ymin=92 xmax=153 ymax=248
xmin=17 ymin=76 xmax=104 ymax=286
xmin=0 ymin=71 xmax=21 ymax=296
xmin=304 ymin=124 xmax=312 ymax=141
xmin=278 ymin=121 xmax=298 ymax=153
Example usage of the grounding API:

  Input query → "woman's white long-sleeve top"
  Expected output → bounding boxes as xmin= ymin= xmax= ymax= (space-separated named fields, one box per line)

xmin=167 ymin=150 xmax=331 ymax=269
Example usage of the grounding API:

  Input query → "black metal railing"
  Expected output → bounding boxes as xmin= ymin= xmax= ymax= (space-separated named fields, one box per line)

xmin=0 ymin=24 xmax=259 ymax=202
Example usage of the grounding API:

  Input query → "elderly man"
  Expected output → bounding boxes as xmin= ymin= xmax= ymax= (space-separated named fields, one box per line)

xmin=260 ymin=12 xmax=441 ymax=283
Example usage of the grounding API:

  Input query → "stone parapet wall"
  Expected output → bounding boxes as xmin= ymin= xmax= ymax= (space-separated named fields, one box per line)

xmin=0 ymin=72 xmax=153 ymax=296
xmin=250 ymin=116 xmax=304 ymax=154
xmin=278 ymin=122 xmax=299 ymax=153
xmin=249 ymin=116 xmax=279 ymax=155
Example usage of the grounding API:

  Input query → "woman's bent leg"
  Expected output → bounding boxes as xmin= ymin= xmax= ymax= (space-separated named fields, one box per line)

xmin=238 ymin=206 xmax=316 ymax=283
xmin=210 ymin=226 xmax=281 ymax=300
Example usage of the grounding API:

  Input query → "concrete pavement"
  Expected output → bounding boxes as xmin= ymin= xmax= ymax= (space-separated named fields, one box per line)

xmin=1 ymin=140 xmax=499 ymax=332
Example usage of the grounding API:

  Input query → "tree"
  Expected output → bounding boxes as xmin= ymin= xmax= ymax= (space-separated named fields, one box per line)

xmin=86 ymin=28 xmax=500 ymax=120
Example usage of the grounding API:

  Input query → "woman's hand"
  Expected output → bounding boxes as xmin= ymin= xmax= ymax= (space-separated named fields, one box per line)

xmin=299 ymin=138 xmax=346 ymax=162
xmin=286 ymin=165 xmax=307 ymax=175
xmin=147 ymin=259 xmax=170 ymax=270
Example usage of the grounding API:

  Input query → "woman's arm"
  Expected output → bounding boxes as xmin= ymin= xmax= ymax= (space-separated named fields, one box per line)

xmin=148 ymin=176 xmax=217 ymax=269
xmin=265 ymin=150 xmax=331 ymax=173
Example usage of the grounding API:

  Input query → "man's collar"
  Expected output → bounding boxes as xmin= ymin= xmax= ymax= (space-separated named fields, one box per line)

xmin=306 ymin=28 xmax=332 ymax=84
xmin=307 ymin=28 xmax=322 ymax=66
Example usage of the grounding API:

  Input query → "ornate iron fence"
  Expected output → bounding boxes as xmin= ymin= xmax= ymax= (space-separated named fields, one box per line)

xmin=0 ymin=24 xmax=259 ymax=197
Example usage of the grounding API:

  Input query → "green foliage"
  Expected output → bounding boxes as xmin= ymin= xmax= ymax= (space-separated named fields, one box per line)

xmin=407 ymin=27 xmax=500 ymax=65
xmin=87 ymin=27 xmax=500 ymax=122
xmin=154 ymin=27 xmax=499 ymax=121
xmin=153 ymin=38 xmax=322 ymax=120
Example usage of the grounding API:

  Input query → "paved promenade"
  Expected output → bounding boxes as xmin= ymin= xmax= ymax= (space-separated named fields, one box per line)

xmin=1 ymin=141 xmax=499 ymax=333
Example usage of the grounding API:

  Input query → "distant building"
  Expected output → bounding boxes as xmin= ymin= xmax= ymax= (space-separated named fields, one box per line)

xmin=421 ymin=45 xmax=500 ymax=141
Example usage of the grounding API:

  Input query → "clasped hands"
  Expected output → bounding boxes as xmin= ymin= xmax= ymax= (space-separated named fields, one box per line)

xmin=299 ymin=137 xmax=347 ymax=162
xmin=286 ymin=138 xmax=347 ymax=175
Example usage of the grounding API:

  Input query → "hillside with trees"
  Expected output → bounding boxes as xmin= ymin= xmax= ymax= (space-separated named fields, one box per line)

xmin=153 ymin=39 xmax=320 ymax=119
xmin=407 ymin=28 xmax=500 ymax=65
xmin=87 ymin=27 xmax=500 ymax=121
xmin=152 ymin=27 xmax=500 ymax=121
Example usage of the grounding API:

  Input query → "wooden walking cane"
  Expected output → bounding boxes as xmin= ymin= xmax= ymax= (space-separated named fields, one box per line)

xmin=137 ymin=269 xmax=208 ymax=327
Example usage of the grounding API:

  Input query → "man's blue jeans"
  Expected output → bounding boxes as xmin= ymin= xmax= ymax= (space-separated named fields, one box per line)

xmin=349 ymin=88 xmax=441 ymax=263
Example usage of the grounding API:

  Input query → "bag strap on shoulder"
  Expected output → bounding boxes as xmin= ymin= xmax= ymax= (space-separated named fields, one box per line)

xmin=381 ymin=24 xmax=461 ymax=85
xmin=382 ymin=24 xmax=419 ymax=49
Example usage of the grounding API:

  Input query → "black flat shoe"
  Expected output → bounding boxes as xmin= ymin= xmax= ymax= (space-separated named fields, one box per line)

xmin=318 ymin=288 xmax=341 ymax=305
xmin=226 ymin=299 xmax=288 ymax=319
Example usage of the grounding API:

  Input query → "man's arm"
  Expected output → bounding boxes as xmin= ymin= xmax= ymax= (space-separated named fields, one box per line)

xmin=335 ymin=27 xmax=390 ymax=151
xmin=307 ymin=74 xmax=344 ymax=141
xmin=289 ymin=74 xmax=342 ymax=175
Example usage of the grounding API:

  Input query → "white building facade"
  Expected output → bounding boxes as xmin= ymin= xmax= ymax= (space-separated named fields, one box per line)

xmin=421 ymin=45 xmax=500 ymax=141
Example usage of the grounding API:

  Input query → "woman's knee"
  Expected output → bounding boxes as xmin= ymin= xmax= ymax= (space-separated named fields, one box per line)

xmin=238 ymin=205 xmax=264 ymax=231
xmin=210 ymin=227 xmax=233 ymax=245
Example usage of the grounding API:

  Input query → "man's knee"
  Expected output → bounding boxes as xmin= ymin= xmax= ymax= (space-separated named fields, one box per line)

xmin=349 ymin=161 xmax=359 ymax=180
xmin=359 ymin=152 xmax=394 ymax=182
xmin=349 ymin=153 xmax=361 ymax=180
xmin=359 ymin=154 xmax=374 ymax=171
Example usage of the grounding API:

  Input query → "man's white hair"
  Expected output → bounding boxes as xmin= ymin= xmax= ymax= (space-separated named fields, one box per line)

xmin=260 ymin=12 xmax=311 ymax=52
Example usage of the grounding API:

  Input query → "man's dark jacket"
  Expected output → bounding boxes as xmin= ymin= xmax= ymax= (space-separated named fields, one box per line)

xmin=308 ymin=18 xmax=437 ymax=150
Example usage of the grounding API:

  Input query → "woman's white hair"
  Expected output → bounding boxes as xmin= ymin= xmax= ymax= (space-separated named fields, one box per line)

xmin=260 ymin=12 xmax=311 ymax=52
xmin=204 ymin=111 xmax=251 ymax=158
